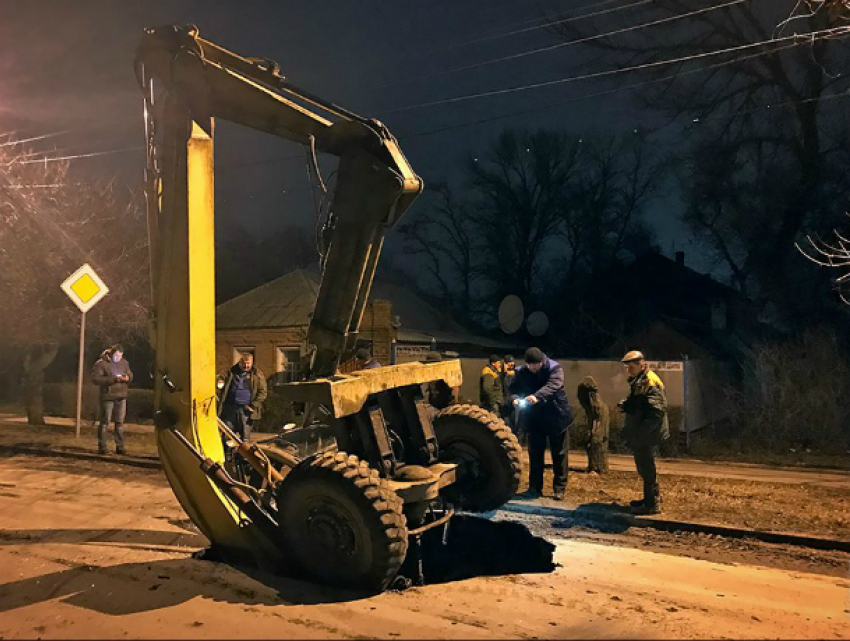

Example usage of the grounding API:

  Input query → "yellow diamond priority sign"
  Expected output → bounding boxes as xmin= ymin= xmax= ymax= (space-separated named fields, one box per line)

xmin=61 ymin=263 xmax=109 ymax=313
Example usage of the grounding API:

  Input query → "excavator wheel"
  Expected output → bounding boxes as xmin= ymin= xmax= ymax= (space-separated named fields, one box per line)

xmin=433 ymin=404 xmax=522 ymax=512
xmin=276 ymin=451 xmax=408 ymax=592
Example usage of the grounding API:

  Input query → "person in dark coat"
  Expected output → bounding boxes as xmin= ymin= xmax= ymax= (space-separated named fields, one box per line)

xmin=355 ymin=347 xmax=381 ymax=370
xmin=501 ymin=354 xmax=519 ymax=435
xmin=420 ymin=351 xmax=457 ymax=411
xmin=91 ymin=344 xmax=133 ymax=455
xmin=619 ymin=350 xmax=670 ymax=514
xmin=577 ymin=376 xmax=610 ymax=474
xmin=479 ymin=354 xmax=504 ymax=414
xmin=217 ymin=352 xmax=268 ymax=442
xmin=510 ymin=347 xmax=573 ymax=500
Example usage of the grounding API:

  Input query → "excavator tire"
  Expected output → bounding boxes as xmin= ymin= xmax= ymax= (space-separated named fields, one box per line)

xmin=433 ymin=404 xmax=522 ymax=512
xmin=276 ymin=451 xmax=408 ymax=592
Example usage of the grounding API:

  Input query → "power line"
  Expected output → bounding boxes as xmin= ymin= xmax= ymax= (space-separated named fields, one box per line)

xmin=399 ymin=41 xmax=848 ymax=140
xmin=417 ymin=0 xmax=653 ymax=56
xmin=402 ymin=0 xmax=750 ymax=84
xmin=385 ymin=25 xmax=850 ymax=113
xmin=13 ymin=146 xmax=143 ymax=165
xmin=0 ymin=130 xmax=70 ymax=149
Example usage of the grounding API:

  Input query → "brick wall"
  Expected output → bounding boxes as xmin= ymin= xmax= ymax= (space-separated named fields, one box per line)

xmin=216 ymin=327 xmax=306 ymax=378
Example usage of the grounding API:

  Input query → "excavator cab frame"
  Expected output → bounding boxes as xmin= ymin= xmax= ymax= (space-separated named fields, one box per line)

xmin=137 ymin=25 xmax=521 ymax=591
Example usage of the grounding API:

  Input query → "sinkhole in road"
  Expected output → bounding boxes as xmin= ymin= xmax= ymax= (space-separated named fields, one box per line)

xmin=400 ymin=514 xmax=558 ymax=585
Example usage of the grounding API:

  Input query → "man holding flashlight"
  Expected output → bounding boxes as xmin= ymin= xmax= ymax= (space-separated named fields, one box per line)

xmin=510 ymin=347 xmax=573 ymax=500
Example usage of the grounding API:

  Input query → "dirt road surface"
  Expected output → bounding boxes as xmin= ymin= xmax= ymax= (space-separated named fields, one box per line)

xmin=0 ymin=454 xmax=847 ymax=639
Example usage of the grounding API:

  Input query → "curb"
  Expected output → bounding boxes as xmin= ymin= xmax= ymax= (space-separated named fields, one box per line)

xmin=0 ymin=444 xmax=162 ymax=470
xmin=502 ymin=500 xmax=850 ymax=553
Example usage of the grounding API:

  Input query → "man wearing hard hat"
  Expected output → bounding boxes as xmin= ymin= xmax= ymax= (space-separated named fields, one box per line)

xmin=619 ymin=351 xmax=669 ymax=514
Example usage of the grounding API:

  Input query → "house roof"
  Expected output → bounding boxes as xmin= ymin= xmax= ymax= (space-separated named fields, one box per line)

xmin=217 ymin=267 xmax=517 ymax=349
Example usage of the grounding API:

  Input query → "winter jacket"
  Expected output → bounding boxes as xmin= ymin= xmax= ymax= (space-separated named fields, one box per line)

xmin=217 ymin=364 xmax=268 ymax=420
xmin=577 ymin=376 xmax=610 ymax=445
xmin=479 ymin=364 xmax=504 ymax=412
xmin=620 ymin=368 xmax=670 ymax=448
xmin=509 ymin=356 xmax=573 ymax=433
xmin=91 ymin=355 xmax=133 ymax=401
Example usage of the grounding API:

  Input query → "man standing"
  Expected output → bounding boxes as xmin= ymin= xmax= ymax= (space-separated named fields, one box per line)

xmin=619 ymin=351 xmax=669 ymax=514
xmin=479 ymin=354 xmax=504 ymax=415
xmin=577 ymin=376 xmax=610 ymax=474
xmin=217 ymin=352 xmax=268 ymax=442
xmin=91 ymin=344 xmax=133 ymax=455
xmin=510 ymin=347 xmax=573 ymax=500
xmin=501 ymin=354 xmax=520 ymax=437
xmin=354 ymin=347 xmax=381 ymax=370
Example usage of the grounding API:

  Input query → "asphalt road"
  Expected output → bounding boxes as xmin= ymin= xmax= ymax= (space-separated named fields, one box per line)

xmin=0 ymin=453 xmax=847 ymax=639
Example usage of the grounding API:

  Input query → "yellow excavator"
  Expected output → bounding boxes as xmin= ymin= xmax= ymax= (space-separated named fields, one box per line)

xmin=135 ymin=25 xmax=521 ymax=592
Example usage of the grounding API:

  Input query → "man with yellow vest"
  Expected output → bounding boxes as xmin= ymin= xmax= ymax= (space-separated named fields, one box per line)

xmin=619 ymin=351 xmax=669 ymax=515
xmin=479 ymin=354 xmax=504 ymax=415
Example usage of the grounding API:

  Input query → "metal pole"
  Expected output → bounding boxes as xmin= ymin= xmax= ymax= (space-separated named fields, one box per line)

xmin=75 ymin=311 xmax=86 ymax=440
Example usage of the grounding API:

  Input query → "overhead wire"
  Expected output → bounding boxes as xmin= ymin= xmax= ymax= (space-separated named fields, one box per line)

xmin=415 ymin=0 xmax=652 ymax=55
xmin=399 ymin=37 xmax=843 ymax=139
xmin=399 ymin=0 xmax=750 ymax=84
xmin=385 ymin=25 xmax=850 ymax=113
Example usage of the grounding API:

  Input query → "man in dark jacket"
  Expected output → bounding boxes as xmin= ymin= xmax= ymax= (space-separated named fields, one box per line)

xmin=91 ymin=344 xmax=133 ymax=455
xmin=510 ymin=347 xmax=573 ymax=500
xmin=479 ymin=354 xmax=504 ymax=414
xmin=619 ymin=350 xmax=670 ymax=514
xmin=217 ymin=352 xmax=268 ymax=442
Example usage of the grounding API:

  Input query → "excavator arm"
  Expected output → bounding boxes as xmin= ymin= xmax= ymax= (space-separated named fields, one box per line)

xmin=138 ymin=25 xmax=421 ymax=377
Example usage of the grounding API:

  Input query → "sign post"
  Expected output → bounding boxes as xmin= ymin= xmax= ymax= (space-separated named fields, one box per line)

xmin=60 ymin=264 xmax=109 ymax=439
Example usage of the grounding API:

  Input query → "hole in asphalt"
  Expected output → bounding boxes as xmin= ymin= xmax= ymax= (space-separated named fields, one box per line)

xmin=400 ymin=514 xmax=558 ymax=584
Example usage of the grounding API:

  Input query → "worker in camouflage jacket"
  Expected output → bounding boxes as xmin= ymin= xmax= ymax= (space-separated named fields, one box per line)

xmin=479 ymin=354 xmax=504 ymax=414
xmin=618 ymin=351 xmax=670 ymax=514
xmin=577 ymin=376 xmax=609 ymax=474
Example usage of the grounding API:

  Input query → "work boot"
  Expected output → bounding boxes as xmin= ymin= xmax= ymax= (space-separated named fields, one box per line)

xmin=116 ymin=448 xmax=126 ymax=455
xmin=97 ymin=447 xmax=108 ymax=455
xmin=631 ymin=485 xmax=661 ymax=514
xmin=631 ymin=501 xmax=660 ymax=515
xmin=553 ymin=491 xmax=565 ymax=501
xmin=516 ymin=488 xmax=541 ymax=500
xmin=629 ymin=498 xmax=645 ymax=508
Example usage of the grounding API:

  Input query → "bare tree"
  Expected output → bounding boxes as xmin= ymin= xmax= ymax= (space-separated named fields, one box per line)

xmin=562 ymin=133 xmax=660 ymax=280
xmin=465 ymin=128 xmax=581 ymax=317
xmin=796 ymin=217 xmax=850 ymax=302
xmin=557 ymin=0 xmax=850 ymax=321
xmin=0 ymin=144 xmax=149 ymax=424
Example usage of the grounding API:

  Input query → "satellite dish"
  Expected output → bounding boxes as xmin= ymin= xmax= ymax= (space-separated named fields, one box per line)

xmin=498 ymin=295 xmax=524 ymax=334
xmin=526 ymin=311 xmax=549 ymax=337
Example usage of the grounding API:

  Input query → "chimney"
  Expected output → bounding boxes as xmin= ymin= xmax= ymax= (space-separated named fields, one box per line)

xmin=675 ymin=251 xmax=685 ymax=266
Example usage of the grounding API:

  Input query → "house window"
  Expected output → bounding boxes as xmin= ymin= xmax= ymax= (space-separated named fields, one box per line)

xmin=232 ymin=346 xmax=255 ymax=365
xmin=275 ymin=346 xmax=301 ymax=385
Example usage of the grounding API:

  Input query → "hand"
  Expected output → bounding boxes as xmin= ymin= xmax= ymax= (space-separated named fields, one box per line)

xmin=246 ymin=404 xmax=255 ymax=415
xmin=617 ymin=399 xmax=627 ymax=412
xmin=525 ymin=395 xmax=539 ymax=405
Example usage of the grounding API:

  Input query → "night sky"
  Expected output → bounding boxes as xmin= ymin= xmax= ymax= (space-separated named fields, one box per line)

xmin=0 ymin=0 xmax=693 ymax=273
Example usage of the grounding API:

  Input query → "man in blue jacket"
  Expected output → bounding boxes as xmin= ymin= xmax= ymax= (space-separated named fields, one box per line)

xmin=510 ymin=347 xmax=573 ymax=500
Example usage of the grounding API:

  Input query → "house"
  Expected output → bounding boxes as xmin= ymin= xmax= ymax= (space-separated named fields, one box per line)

xmin=602 ymin=251 xmax=770 ymax=362
xmin=215 ymin=268 xmax=517 ymax=386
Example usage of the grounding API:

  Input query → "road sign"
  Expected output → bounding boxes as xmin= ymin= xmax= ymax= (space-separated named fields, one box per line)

xmin=60 ymin=263 xmax=109 ymax=313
